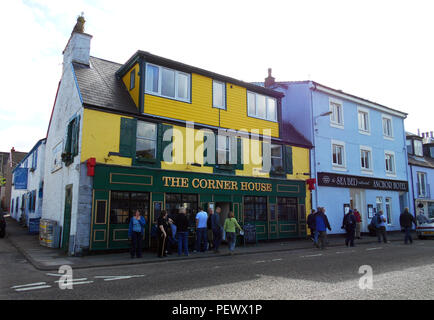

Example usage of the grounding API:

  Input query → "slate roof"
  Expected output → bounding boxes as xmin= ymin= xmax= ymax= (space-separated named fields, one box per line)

xmin=73 ymin=57 xmax=139 ymax=115
xmin=408 ymin=154 xmax=434 ymax=169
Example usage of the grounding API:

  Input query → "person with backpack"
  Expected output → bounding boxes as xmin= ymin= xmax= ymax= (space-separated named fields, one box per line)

xmin=371 ymin=210 xmax=388 ymax=243
xmin=313 ymin=207 xmax=332 ymax=250
xmin=341 ymin=209 xmax=357 ymax=247
xmin=400 ymin=207 xmax=417 ymax=244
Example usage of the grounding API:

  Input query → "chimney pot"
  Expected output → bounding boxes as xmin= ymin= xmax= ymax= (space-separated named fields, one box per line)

xmin=264 ymin=68 xmax=275 ymax=88
xmin=63 ymin=14 xmax=92 ymax=67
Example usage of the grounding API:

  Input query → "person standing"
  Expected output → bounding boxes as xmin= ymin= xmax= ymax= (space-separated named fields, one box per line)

xmin=195 ymin=207 xmax=208 ymax=252
xmin=224 ymin=211 xmax=243 ymax=255
xmin=212 ymin=207 xmax=223 ymax=253
xmin=313 ymin=207 xmax=332 ymax=250
xmin=207 ymin=208 xmax=214 ymax=251
xmin=373 ymin=210 xmax=388 ymax=243
xmin=128 ymin=210 xmax=147 ymax=259
xmin=307 ymin=209 xmax=316 ymax=241
xmin=400 ymin=207 xmax=417 ymax=244
xmin=174 ymin=207 xmax=189 ymax=256
xmin=342 ymin=209 xmax=357 ymax=247
xmin=157 ymin=210 xmax=169 ymax=258
xmin=353 ymin=209 xmax=362 ymax=239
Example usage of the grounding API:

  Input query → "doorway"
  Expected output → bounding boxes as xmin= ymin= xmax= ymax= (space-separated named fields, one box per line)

xmin=215 ymin=202 xmax=231 ymax=226
xmin=61 ymin=185 xmax=73 ymax=251
xmin=350 ymin=189 xmax=366 ymax=229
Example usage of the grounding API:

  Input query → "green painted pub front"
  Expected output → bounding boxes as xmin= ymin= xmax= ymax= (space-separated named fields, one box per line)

xmin=90 ymin=164 xmax=307 ymax=251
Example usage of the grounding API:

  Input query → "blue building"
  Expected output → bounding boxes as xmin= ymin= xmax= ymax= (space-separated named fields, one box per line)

xmin=406 ymin=131 xmax=434 ymax=220
xmin=263 ymin=74 xmax=409 ymax=234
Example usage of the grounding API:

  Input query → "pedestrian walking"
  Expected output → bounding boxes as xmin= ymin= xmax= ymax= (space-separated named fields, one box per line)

xmin=224 ymin=211 xmax=243 ymax=255
xmin=372 ymin=210 xmax=388 ymax=243
xmin=207 ymin=208 xmax=214 ymax=251
xmin=128 ymin=209 xmax=147 ymax=259
xmin=212 ymin=207 xmax=223 ymax=253
xmin=174 ymin=207 xmax=189 ymax=256
xmin=157 ymin=210 xmax=169 ymax=258
xmin=400 ymin=207 xmax=417 ymax=244
xmin=353 ymin=208 xmax=362 ymax=239
xmin=313 ymin=207 xmax=332 ymax=250
xmin=307 ymin=209 xmax=316 ymax=241
xmin=195 ymin=207 xmax=208 ymax=252
xmin=342 ymin=209 xmax=357 ymax=247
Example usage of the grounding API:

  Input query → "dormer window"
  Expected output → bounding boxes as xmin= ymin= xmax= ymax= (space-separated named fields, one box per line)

xmin=247 ymin=91 xmax=277 ymax=122
xmin=414 ymin=140 xmax=423 ymax=156
xmin=145 ymin=63 xmax=191 ymax=103
xmin=130 ymin=70 xmax=136 ymax=90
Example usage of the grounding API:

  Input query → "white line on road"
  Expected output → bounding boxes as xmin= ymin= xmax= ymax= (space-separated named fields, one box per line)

xmin=366 ymin=247 xmax=383 ymax=251
xmin=272 ymin=259 xmax=283 ymax=261
xmin=54 ymin=278 xmax=88 ymax=283
xmin=300 ymin=254 xmax=323 ymax=258
xmin=94 ymin=275 xmax=145 ymax=281
xmin=46 ymin=273 xmax=63 ymax=277
xmin=56 ymin=281 xmax=94 ymax=286
xmin=11 ymin=282 xmax=47 ymax=289
xmin=254 ymin=260 xmax=266 ymax=264
xmin=14 ymin=285 xmax=52 ymax=292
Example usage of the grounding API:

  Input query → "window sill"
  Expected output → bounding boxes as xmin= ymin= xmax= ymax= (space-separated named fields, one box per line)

xmin=330 ymin=122 xmax=344 ymax=130
xmin=361 ymin=169 xmax=374 ymax=175
xmin=359 ymin=130 xmax=371 ymax=136
xmin=385 ymin=172 xmax=397 ymax=178
xmin=383 ymin=135 xmax=394 ymax=141
xmin=332 ymin=165 xmax=347 ymax=172
xmin=135 ymin=157 xmax=157 ymax=164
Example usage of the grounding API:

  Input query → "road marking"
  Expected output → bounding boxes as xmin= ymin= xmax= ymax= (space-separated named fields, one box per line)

xmin=94 ymin=275 xmax=145 ymax=281
xmin=11 ymin=282 xmax=47 ymax=289
xmin=300 ymin=254 xmax=323 ymax=258
xmin=366 ymin=247 xmax=383 ymax=251
xmin=14 ymin=285 xmax=52 ymax=292
xmin=46 ymin=273 xmax=63 ymax=277
xmin=54 ymin=278 xmax=88 ymax=283
xmin=272 ymin=258 xmax=283 ymax=262
xmin=254 ymin=260 xmax=266 ymax=264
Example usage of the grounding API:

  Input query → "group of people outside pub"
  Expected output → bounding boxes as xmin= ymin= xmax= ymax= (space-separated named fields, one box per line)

xmin=307 ymin=206 xmax=418 ymax=249
xmin=127 ymin=206 xmax=243 ymax=259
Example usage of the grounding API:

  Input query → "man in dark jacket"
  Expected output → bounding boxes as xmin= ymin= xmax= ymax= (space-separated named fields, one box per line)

xmin=211 ymin=207 xmax=223 ymax=253
xmin=400 ymin=207 xmax=417 ymax=244
xmin=313 ymin=207 xmax=332 ymax=249
xmin=307 ymin=209 xmax=316 ymax=241
xmin=174 ymin=207 xmax=190 ymax=256
xmin=342 ymin=209 xmax=357 ymax=247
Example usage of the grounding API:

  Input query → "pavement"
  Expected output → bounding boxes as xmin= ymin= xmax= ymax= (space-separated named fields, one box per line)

xmin=4 ymin=216 xmax=413 ymax=271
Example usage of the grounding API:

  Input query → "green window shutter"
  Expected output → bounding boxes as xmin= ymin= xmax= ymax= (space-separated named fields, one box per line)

xmin=203 ymin=131 xmax=212 ymax=166
xmin=284 ymin=145 xmax=293 ymax=174
xmin=72 ymin=116 xmax=80 ymax=157
xmin=119 ymin=117 xmax=137 ymax=157
xmin=64 ymin=121 xmax=73 ymax=154
xmin=236 ymin=138 xmax=243 ymax=170
xmin=159 ymin=124 xmax=173 ymax=162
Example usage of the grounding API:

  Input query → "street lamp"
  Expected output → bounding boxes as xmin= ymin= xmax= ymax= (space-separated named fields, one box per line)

xmin=314 ymin=111 xmax=332 ymax=125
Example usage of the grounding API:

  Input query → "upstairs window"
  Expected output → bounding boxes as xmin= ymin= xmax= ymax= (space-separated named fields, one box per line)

xmin=385 ymin=152 xmax=395 ymax=174
xmin=31 ymin=149 xmax=38 ymax=171
xmin=332 ymin=142 xmax=346 ymax=168
xmin=247 ymin=91 xmax=277 ymax=121
xmin=406 ymin=139 xmax=414 ymax=154
xmin=414 ymin=140 xmax=423 ymax=157
xmin=217 ymin=135 xmax=231 ymax=164
xmin=62 ymin=116 xmax=80 ymax=166
xmin=130 ymin=70 xmax=136 ymax=90
xmin=382 ymin=116 xmax=393 ymax=138
xmin=271 ymin=144 xmax=283 ymax=172
xmin=330 ymin=98 xmax=344 ymax=128
xmin=360 ymin=148 xmax=372 ymax=171
xmin=213 ymin=80 xmax=226 ymax=110
xmin=136 ymin=121 xmax=157 ymax=160
xmin=145 ymin=63 xmax=190 ymax=102
xmin=417 ymin=172 xmax=427 ymax=197
xmin=358 ymin=109 xmax=370 ymax=133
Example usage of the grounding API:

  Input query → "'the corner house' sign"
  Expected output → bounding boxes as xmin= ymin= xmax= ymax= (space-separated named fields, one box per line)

xmin=317 ymin=172 xmax=408 ymax=192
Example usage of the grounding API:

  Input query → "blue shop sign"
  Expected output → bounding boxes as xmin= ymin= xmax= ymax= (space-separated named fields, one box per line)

xmin=14 ymin=168 xmax=28 ymax=189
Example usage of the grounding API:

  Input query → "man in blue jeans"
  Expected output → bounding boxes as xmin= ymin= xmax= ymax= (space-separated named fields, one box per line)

xmin=195 ymin=207 xmax=208 ymax=252
xmin=211 ymin=207 xmax=223 ymax=253
xmin=174 ymin=207 xmax=189 ymax=256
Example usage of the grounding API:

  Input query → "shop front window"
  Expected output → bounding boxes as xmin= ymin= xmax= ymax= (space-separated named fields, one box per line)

xmin=277 ymin=197 xmax=298 ymax=221
xmin=244 ymin=196 xmax=267 ymax=223
xmin=110 ymin=191 xmax=150 ymax=224
xmin=165 ymin=193 xmax=198 ymax=227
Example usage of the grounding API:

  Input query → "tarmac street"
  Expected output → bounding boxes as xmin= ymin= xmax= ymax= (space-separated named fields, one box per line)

xmin=1 ymin=225 xmax=434 ymax=300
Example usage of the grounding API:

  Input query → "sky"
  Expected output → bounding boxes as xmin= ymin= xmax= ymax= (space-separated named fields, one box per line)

xmin=0 ymin=0 xmax=433 ymax=152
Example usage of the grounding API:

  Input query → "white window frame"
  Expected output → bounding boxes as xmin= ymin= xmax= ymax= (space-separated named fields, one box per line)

xmin=136 ymin=120 xmax=157 ymax=160
xmin=417 ymin=172 xmax=427 ymax=197
xmin=247 ymin=91 xmax=277 ymax=122
xmin=385 ymin=197 xmax=392 ymax=225
xmin=212 ymin=80 xmax=226 ymax=110
xmin=376 ymin=196 xmax=383 ymax=214
xmin=382 ymin=115 xmax=394 ymax=140
xmin=145 ymin=63 xmax=191 ymax=103
xmin=329 ymin=97 xmax=344 ymax=129
xmin=413 ymin=139 xmax=423 ymax=157
xmin=217 ymin=135 xmax=231 ymax=164
xmin=357 ymin=106 xmax=370 ymax=135
xmin=360 ymin=145 xmax=373 ymax=174
xmin=331 ymin=140 xmax=347 ymax=171
xmin=384 ymin=150 xmax=396 ymax=177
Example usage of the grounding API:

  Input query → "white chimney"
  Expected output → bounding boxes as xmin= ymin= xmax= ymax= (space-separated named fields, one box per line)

xmin=63 ymin=14 xmax=92 ymax=67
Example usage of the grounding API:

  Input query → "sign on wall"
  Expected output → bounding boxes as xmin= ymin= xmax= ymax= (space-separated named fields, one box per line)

xmin=317 ymin=172 xmax=409 ymax=192
xmin=13 ymin=168 xmax=28 ymax=189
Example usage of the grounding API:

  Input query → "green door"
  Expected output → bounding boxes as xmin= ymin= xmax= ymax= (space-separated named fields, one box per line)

xmin=91 ymin=190 xmax=109 ymax=250
xmin=276 ymin=197 xmax=298 ymax=239
xmin=61 ymin=185 xmax=73 ymax=251
xmin=268 ymin=202 xmax=278 ymax=240
xmin=244 ymin=196 xmax=268 ymax=241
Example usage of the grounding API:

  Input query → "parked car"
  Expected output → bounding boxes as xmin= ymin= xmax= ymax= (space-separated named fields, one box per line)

xmin=416 ymin=214 xmax=434 ymax=239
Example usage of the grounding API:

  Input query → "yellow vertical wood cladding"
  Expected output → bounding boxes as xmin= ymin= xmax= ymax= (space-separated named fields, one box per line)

xmin=221 ymin=83 xmax=279 ymax=138
xmin=144 ymin=74 xmax=219 ymax=127
xmin=122 ymin=63 xmax=140 ymax=109
xmin=81 ymin=109 xmax=132 ymax=166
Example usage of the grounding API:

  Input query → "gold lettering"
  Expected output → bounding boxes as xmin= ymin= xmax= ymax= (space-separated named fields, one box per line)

xmin=216 ymin=180 xmax=224 ymax=190
xmin=231 ymin=181 xmax=238 ymax=190
xmin=192 ymin=178 xmax=200 ymax=189
xmin=261 ymin=184 xmax=266 ymax=192
xmin=248 ymin=182 xmax=254 ymax=191
xmin=267 ymin=184 xmax=272 ymax=192
xmin=162 ymin=176 xmax=171 ymax=187
xmin=224 ymin=181 xmax=231 ymax=190
xmin=241 ymin=182 xmax=248 ymax=191
xmin=181 ymin=178 xmax=189 ymax=188
xmin=208 ymin=179 xmax=216 ymax=190
xmin=200 ymin=179 xmax=208 ymax=189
